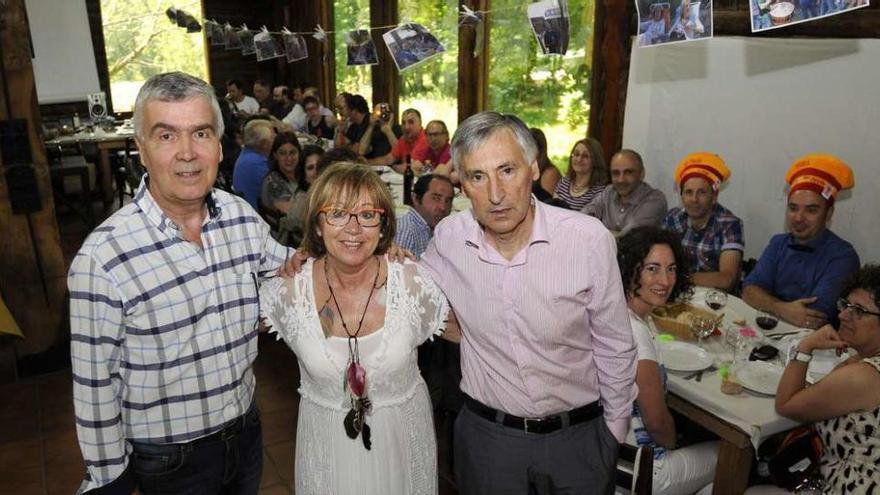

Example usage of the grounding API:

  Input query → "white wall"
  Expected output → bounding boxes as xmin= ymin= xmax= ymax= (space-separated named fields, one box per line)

xmin=25 ymin=0 xmax=101 ymax=103
xmin=623 ymin=36 xmax=880 ymax=264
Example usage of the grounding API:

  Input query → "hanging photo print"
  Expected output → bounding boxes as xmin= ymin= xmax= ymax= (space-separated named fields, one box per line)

xmin=527 ymin=0 xmax=570 ymax=55
xmin=238 ymin=25 xmax=256 ymax=56
xmin=636 ymin=0 xmax=714 ymax=47
xmin=224 ymin=23 xmax=242 ymax=50
xmin=345 ymin=30 xmax=379 ymax=66
xmin=254 ymin=28 xmax=283 ymax=61
xmin=382 ymin=23 xmax=446 ymax=72
xmin=283 ymin=29 xmax=309 ymax=63
xmin=750 ymin=0 xmax=868 ymax=32
xmin=209 ymin=20 xmax=225 ymax=46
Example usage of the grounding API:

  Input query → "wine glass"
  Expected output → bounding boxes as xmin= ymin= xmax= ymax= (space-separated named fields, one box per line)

xmin=705 ymin=290 xmax=728 ymax=311
xmin=690 ymin=315 xmax=716 ymax=347
xmin=755 ymin=310 xmax=779 ymax=331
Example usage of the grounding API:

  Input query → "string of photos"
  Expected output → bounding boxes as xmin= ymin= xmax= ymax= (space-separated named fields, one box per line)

xmin=167 ymin=0 xmax=872 ymax=62
xmin=192 ymin=1 xmax=572 ymax=72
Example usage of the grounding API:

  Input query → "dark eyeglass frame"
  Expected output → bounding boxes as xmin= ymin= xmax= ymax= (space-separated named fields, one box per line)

xmin=837 ymin=298 xmax=880 ymax=320
xmin=319 ymin=207 xmax=385 ymax=228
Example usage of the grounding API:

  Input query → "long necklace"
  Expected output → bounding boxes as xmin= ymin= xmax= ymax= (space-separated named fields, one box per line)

xmin=324 ymin=256 xmax=380 ymax=450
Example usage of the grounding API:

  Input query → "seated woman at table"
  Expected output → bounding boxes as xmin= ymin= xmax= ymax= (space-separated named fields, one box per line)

xmin=772 ymin=264 xmax=880 ymax=493
xmin=259 ymin=162 xmax=458 ymax=494
xmin=553 ymin=137 xmax=608 ymax=211
xmin=261 ymin=135 xmax=321 ymax=246
xmin=618 ymin=226 xmax=719 ymax=495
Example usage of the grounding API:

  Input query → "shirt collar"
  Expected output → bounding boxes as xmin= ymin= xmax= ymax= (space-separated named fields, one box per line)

xmin=134 ymin=175 xmax=221 ymax=235
xmin=410 ymin=207 xmax=431 ymax=231
xmin=462 ymin=195 xmax=548 ymax=260
xmin=787 ymin=228 xmax=830 ymax=253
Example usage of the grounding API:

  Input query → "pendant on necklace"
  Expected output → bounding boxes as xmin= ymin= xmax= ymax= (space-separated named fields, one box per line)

xmin=346 ymin=361 xmax=367 ymax=398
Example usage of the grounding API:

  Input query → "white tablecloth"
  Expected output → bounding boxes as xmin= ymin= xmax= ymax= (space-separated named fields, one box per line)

xmin=666 ymin=287 xmax=809 ymax=450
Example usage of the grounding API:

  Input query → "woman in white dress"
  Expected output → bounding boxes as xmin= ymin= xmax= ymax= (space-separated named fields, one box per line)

xmin=617 ymin=226 xmax=719 ymax=495
xmin=260 ymin=163 xmax=457 ymax=495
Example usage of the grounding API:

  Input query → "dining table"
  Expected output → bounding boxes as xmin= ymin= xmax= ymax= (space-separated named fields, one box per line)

xmin=44 ymin=125 xmax=136 ymax=209
xmin=659 ymin=286 xmax=842 ymax=494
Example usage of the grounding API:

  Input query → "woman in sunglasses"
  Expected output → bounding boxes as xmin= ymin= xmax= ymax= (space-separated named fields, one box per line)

xmin=617 ymin=226 xmax=719 ymax=494
xmin=774 ymin=265 xmax=880 ymax=493
xmin=259 ymin=163 xmax=458 ymax=494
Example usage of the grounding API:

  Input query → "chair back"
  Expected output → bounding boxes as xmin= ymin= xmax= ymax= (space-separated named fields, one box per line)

xmin=615 ymin=444 xmax=653 ymax=495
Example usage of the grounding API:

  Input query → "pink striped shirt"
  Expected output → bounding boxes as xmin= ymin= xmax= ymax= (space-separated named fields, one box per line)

xmin=420 ymin=199 xmax=638 ymax=441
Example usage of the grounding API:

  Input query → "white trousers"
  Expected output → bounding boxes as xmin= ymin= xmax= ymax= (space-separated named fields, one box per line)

xmin=653 ymin=441 xmax=720 ymax=495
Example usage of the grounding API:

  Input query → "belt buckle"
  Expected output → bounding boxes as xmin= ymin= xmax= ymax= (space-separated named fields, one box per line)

xmin=523 ymin=417 xmax=543 ymax=434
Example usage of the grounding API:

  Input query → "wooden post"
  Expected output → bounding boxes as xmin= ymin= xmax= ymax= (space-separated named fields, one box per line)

xmin=588 ymin=0 xmax=635 ymax=162
xmin=457 ymin=0 xmax=489 ymax=123
xmin=0 ymin=0 xmax=67 ymax=365
xmin=370 ymin=0 xmax=399 ymax=111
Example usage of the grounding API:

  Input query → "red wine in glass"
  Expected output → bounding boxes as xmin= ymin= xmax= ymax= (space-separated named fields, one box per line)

xmin=705 ymin=290 xmax=728 ymax=311
xmin=756 ymin=315 xmax=778 ymax=330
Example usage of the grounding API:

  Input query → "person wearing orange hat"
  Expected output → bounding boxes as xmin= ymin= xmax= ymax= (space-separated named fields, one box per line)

xmin=743 ymin=154 xmax=860 ymax=328
xmin=662 ymin=152 xmax=744 ymax=293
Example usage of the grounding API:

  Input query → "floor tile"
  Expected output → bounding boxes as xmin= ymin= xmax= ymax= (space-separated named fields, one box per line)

xmin=45 ymin=460 xmax=85 ymax=495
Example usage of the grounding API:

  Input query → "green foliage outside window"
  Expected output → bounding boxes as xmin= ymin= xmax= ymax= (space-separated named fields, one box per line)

xmin=399 ymin=0 xmax=459 ymax=133
xmin=334 ymin=0 xmax=373 ymax=98
xmin=489 ymin=0 xmax=594 ymax=170
xmin=101 ymin=0 xmax=207 ymax=112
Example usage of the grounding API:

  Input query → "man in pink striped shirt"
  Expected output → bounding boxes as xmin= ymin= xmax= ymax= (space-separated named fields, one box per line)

xmin=420 ymin=112 xmax=637 ymax=494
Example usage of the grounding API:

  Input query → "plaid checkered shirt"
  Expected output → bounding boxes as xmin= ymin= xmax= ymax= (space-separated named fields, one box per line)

xmin=394 ymin=207 xmax=433 ymax=257
xmin=69 ymin=180 xmax=289 ymax=492
xmin=662 ymin=203 xmax=744 ymax=272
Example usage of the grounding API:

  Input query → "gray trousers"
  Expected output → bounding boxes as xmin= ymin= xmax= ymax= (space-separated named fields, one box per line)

xmin=454 ymin=403 xmax=619 ymax=495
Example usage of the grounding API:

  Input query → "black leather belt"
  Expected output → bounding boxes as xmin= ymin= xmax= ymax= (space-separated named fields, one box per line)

xmin=464 ymin=395 xmax=603 ymax=434
xmin=191 ymin=402 xmax=258 ymax=446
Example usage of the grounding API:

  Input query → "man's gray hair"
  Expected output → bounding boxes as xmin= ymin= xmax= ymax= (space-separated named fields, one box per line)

xmin=450 ymin=111 xmax=537 ymax=176
xmin=243 ymin=119 xmax=275 ymax=150
xmin=133 ymin=71 xmax=224 ymax=140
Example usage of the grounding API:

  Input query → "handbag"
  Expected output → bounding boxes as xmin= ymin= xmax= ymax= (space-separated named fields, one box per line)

xmin=758 ymin=426 xmax=824 ymax=491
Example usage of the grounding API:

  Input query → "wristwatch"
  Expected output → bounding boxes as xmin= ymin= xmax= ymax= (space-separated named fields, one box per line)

xmin=788 ymin=346 xmax=813 ymax=364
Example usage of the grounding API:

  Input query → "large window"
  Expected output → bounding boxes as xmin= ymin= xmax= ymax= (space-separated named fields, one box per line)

xmin=398 ymin=0 xmax=459 ymax=133
xmin=488 ymin=0 xmax=595 ymax=171
xmin=100 ymin=0 xmax=208 ymax=113
xmin=334 ymin=0 xmax=373 ymax=98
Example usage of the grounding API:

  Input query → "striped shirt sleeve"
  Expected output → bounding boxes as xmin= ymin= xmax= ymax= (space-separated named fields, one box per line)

xmin=69 ymin=250 xmax=134 ymax=493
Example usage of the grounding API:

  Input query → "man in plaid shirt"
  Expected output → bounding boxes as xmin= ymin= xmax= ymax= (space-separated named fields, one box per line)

xmin=662 ymin=152 xmax=744 ymax=292
xmin=69 ymin=72 xmax=289 ymax=494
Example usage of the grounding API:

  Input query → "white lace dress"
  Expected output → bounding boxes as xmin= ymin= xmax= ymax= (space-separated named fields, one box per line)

xmin=259 ymin=257 xmax=449 ymax=495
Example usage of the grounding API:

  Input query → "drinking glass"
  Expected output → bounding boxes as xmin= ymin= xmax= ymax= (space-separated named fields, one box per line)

xmin=705 ymin=289 xmax=728 ymax=311
xmin=690 ymin=315 xmax=716 ymax=347
xmin=755 ymin=310 xmax=779 ymax=331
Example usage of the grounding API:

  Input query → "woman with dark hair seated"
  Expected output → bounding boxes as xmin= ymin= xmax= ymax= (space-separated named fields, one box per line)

xmin=618 ymin=226 xmax=718 ymax=494
xmin=770 ymin=264 xmax=880 ymax=493
xmin=261 ymin=133 xmax=315 ymax=246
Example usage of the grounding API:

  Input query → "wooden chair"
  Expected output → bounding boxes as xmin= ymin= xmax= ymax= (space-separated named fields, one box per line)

xmin=615 ymin=444 xmax=654 ymax=495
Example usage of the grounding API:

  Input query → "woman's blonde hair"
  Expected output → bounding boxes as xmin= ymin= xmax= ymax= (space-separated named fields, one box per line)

xmin=301 ymin=162 xmax=396 ymax=257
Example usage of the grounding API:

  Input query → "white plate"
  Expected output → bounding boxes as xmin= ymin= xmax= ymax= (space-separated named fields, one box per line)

xmin=658 ymin=341 xmax=714 ymax=372
xmin=733 ymin=361 xmax=784 ymax=395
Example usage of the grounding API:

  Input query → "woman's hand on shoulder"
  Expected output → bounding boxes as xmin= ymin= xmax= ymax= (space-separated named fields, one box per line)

xmin=279 ymin=248 xmax=312 ymax=277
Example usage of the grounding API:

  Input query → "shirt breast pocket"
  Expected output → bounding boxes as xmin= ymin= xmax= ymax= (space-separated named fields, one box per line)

xmin=220 ymin=272 xmax=261 ymax=340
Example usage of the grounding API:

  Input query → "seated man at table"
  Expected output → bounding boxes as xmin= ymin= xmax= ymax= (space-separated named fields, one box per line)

xmin=226 ymin=79 xmax=259 ymax=118
xmin=368 ymin=108 xmax=428 ymax=171
xmin=743 ymin=154 xmax=859 ymax=329
xmin=232 ymin=119 xmax=275 ymax=210
xmin=412 ymin=119 xmax=453 ymax=177
xmin=270 ymin=85 xmax=296 ymax=120
xmin=663 ymin=152 xmax=744 ymax=293
xmin=395 ymin=174 xmax=454 ymax=257
xmin=581 ymin=148 xmax=668 ymax=236
xmin=357 ymin=102 xmax=402 ymax=161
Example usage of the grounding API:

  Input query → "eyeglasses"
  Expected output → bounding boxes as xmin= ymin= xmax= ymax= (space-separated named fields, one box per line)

xmin=319 ymin=207 xmax=385 ymax=228
xmin=837 ymin=298 xmax=880 ymax=320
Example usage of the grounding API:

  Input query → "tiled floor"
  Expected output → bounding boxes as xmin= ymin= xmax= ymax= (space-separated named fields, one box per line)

xmin=0 ymin=334 xmax=458 ymax=494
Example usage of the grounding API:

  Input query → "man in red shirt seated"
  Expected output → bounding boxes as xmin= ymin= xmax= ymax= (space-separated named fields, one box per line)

xmin=369 ymin=108 xmax=427 ymax=172
xmin=412 ymin=119 xmax=453 ymax=178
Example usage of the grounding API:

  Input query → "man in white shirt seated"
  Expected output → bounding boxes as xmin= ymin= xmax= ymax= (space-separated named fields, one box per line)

xmin=225 ymin=79 xmax=259 ymax=117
